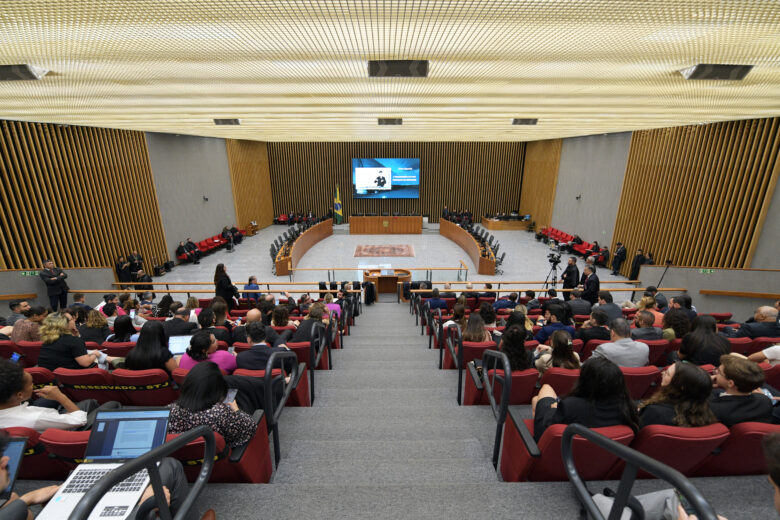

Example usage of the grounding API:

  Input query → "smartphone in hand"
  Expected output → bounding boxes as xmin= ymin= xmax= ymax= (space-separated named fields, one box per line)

xmin=224 ymin=388 xmax=238 ymax=404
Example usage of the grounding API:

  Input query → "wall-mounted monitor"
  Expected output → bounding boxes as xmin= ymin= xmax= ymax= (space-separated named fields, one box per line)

xmin=352 ymin=158 xmax=420 ymax=199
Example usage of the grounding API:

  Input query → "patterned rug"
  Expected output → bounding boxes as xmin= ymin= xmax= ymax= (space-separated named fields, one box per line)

xmin=354 ymin=244 xmax=415 ymax=257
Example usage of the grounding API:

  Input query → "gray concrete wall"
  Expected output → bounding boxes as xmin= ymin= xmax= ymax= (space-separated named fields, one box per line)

xmin=145 ymin=133 xmax=236 ymax=260
xmin=750 ymin=180 xmax=780 ymax=269
xmin=551 ymin=132 xmax=632 ymax=246
xmin=0 ymin=268 xmax=116 ymax=309
xmin=637 ymin=265 xmax=779 ymax=319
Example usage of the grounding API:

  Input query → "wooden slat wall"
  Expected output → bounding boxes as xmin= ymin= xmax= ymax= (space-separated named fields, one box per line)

xmin=518 ymin=139 xmax=562 ymax=228
xmin=612 ymin=117 xmax=780 ymax=275
xmin=267 ymin=142 xmax=524 ymax=222
xmin=0 ymin=120 xmax=168 ymax=272
xmin=225 ymin=139 xmax=274 ymax=231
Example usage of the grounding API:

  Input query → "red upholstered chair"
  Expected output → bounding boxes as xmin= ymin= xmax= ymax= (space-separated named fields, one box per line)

xmin=618 ymin=423 xmax=730 ymax=478
xmin=461 ymin=341 xmax=498 ymax=366
xmin=477 ymin=297 xmax=496 ymax=307
xmin=727 ymin=337 xmax=754 ymax=356
xmin=271 ymin=325 xmax=297 ymax=333
xmin=172 ymin=367 xmax=189 ymax=385
xmin=693 ymin=422 xmax=780 ymax=477
xmin=38 ymin=428 xmax=92 ymax=471
xmin=0 ymin=340 xmax=21 ymax=360
xmin=764 ymin=364 xmax=780 ymax=390
xmin=636 ymin=339 xmax=670 ymax=366
xmin=3 ymin=426 xmax=71 ymax=480
xmin=488 ymin=368 xmax=538 ymax=406
xmin=499 ymin=418 xmax=634 ymax=481
xmin=216 ymin=341 xmax=230 ymax=351
xmin=230 ymin=309 xmax=249 ymax=318
xmin=54 ymin=367 xmax=125 ymax=404
xmin=198 ymin=298 xmax=213 ymax=308
xmin=24 ymin=366 xmax=56 ymax=388
xmin=748 ymin=337 xmax=780 ymax=357
xmin=580 ymin=339 xmax=609 ymax=361
xmin=465 ymin=297 xmax=477 ymax=311
xmin=571 ymin=339 xmax=583 ymax=354
xmin=528 ymin=309 xmax=542 ymax=316
xmin=14 ymin=341 xmax=42 ymax=367
xmin=100 ymin=341 xmax=136 ymax=357
xmin=232 ymin=342 xmax=251 ymax=354
xmin=233 ymin=367 xmax=311 ymax=407
xmin=572 ymin=315 xmax=590 ymax=326
xmin=668 ymin=337 xmax=683 ymax=352
xmin=621 ymin=308 xmax=638 ymax=318
xmin=539 ymin=368 xmax=579 ymax=396
xmin=524 ymin=340 xmax=539 ymax=351
xmin=111 ymin=369 xmax=179 ymax=406
xmin=621 ymin=366 xmax=661 ymax=400
xmin=708 ymin=313 xmax=733 ymax=323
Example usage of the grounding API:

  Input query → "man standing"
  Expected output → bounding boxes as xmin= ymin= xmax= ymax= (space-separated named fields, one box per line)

xmin=611 ymin=242 xmax=627 ymax=275
xmin=134 ymin=269 xmax=154 ymax=298
xmin=628 ymin=248 xmax=644 ymax=281
xmin=128 ymin=250 xmax=144 ymax=276
xmin=39 ymin=259 xmax=69 ymax=311
xmin=560 ymin=256 xmax=579 ymax=301
xmin=590 ymin=318 xmax=649 ymax=367
xmin=580 ymin=265 xmax=600 ymax=306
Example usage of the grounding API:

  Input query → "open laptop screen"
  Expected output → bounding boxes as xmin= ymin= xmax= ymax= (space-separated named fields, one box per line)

xmin=1 ymin=438 xmax=26 ymax=499
xmin=85 ymin=410 xmax=169 ymax=461
xmin=168 ymin=335 xmax=191 ymax=355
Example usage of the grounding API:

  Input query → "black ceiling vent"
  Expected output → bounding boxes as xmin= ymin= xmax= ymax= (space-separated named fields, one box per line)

xmin=680 ymin=64 xmax=753 ymax=81
xmin=213 ymin=118 xmax=241 ymax=125
xmin=369 ymin=60 xmax=428 ymax=78
xmin=512 ymin=118 xmax=538 ymax=125
xmin=378 ymin=118 xmax=402 ymax=125
xmin=0 ymin=64 xmax=48 ymax=81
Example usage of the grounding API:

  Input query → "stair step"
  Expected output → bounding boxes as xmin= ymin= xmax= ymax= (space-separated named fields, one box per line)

xmin=286 ymin=439 xmax=486 ymax=461
xmin=311 ymin=387 xmax=455 ymax=407
xmin=311 ymin=368 xmax=459 ymax=389
xmin=273 ymin=458 xmax=498 ymax=484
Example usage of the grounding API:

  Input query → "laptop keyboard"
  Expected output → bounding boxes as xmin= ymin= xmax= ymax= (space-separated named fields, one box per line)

xmin=63 ymin=468 xmax=148 ymax=494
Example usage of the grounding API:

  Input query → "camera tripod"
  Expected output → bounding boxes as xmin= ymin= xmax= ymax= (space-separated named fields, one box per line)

xmin=542 ymin=261 xmax=560 ymax=289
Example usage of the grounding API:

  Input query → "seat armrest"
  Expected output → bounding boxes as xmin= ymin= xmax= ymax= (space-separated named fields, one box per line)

xmin=293 ymin=362 xmax=306 ymax=389
xmin=467 ymin=361 xmax=483 ymax=390
xmin=229 ymin=410 xmax=266 ymax=462
xmin=508 ymin=408 xmax=540 ymax=458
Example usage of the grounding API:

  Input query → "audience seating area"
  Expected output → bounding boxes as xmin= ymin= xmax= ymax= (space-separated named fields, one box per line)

xmin=536 ymin=226 xmax=609 ymax=265
xmin=176 ymin=228 xmax=247 ymax=263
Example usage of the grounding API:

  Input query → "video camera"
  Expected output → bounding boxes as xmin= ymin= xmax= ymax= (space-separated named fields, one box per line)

xmin=548 ymin=252 xmax=561 ymax=265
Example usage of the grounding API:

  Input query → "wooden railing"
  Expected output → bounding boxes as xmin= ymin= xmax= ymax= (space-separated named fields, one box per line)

xmin=700 ymin=290 xmax=780 ymax=300
xmin=439 ymin=219 xmax=495 ymax=275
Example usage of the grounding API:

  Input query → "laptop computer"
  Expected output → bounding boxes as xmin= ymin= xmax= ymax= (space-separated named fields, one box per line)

xmin=168 ymin=335 xmax=191 ymax=356
xmin=1 ymin=437 xmax=26 ymax=500
xmin=38 ymin=409 xmax=170 ymax=520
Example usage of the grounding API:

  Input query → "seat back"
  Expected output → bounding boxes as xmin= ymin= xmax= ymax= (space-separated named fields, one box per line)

xmin=3 ymin=426 xmax=70 ymax=480
xmin=628 ymin=423 xmax=730 ymax=477
xmin=172 ymin=367 xmax=189 ymax=385
xmin=25 ymin=366 xmax=56 ymax=388
xmin=100 ymin=341 xmax=136 ymax=357
xmin=636 ymin=340 xmax=670 ymax=366
xmin=232 ymin=342 xmax=251 ymax=353
xmin=111 ymin=368 xmax=179 ymax=406
xmin=461 ymin=341 xmax=497 ymax=366
xmin=38 ymin=428 xmax=92 ymax=469
xmin=0 ymin=340 xmax=21 ymax=360
xmin=54 ymin=367 xmax=124 ymax=403
xmin=620 ymin=366 xmax=661 ymax=400
xmin=14 ymin=341 xmax=42 ymax=366
xmin=581 ymin=339 xmax=609 ymax=361
xmin=727 ymin=337 xmax=754 ymax=356
xmin=487 ymin=368 xmax=539 ymax=405
xmin=749 ymin=337 xmax=780 ymax=357
xmin=693 ymin=422 xmax=780 ymax=477
xmin=539 ymin=367 xmax=580 ymax=395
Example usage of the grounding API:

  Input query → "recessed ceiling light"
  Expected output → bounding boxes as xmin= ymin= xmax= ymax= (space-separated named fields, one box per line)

xmin=213 ymin=118 xmax=241 ymax=125
xmin=679 ymin=64 xmax=753 ymax=80
xmin=512 ymin=118 xmax=538 ymax=125
xmin=0 ymin=64 xmax=49 ymax=81
xmin=368 ymin=60 xmax=428 ymax=78
xmin=378 ymin=118 xmax=402 ymax=125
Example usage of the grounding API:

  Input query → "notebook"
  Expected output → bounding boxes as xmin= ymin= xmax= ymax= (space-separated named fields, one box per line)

xmin=1 ymin=437 xmax=26 ymax=500
xmin=37 ymin=408 xmax=169 ymax=520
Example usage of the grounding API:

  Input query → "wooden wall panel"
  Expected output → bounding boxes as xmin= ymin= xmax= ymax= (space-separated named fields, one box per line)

xmin=267 ymin=142 xmax=524 ymax=222
xmin=0 ymin=120 xmax=168 ymax=273
xmin=225 ymin=139 xmax=274 ymax=231
xmin=612 ymin=117 xmax=780 ymax=275
xmin=518 ymin=139 xmax=562 ymax=228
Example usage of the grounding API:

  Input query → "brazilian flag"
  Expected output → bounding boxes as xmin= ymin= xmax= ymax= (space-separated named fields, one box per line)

xmin=334 ymin=185 xmax=343 ymax=224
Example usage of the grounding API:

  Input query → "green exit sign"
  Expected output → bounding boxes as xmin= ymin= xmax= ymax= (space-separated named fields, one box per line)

xmin=699 ymin=269 xmax=715 ymax=274
xmin=21 ymin=270 xmax=39 ymax=277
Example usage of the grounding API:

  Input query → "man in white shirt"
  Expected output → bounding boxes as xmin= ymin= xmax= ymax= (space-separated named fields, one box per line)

xmin=749 ymin=344 xmax=780 ymax=367
xmin=0 ymin=359 xmax=87 ymax=432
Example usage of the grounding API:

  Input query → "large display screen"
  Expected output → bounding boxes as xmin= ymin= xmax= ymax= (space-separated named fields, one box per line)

xmin=352 ymin=158 xmax=420 ymax=199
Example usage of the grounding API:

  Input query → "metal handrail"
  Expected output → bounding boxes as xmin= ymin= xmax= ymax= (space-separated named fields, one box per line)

xmin=264 ymin=350 xmax=300 ymax=468
xmin=480 ymin=350 xmax=512 ymax=468
xmin=561 ymin=423 xmax=719 ymax=520
xmin=69 ymin=425 xmax=216 ymax=520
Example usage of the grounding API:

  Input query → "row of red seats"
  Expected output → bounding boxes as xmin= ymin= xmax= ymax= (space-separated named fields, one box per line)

xmin=177 ymin=229 xmax=246 ymax=262
xmin=539 ymin=226 xmax=607 ymax=263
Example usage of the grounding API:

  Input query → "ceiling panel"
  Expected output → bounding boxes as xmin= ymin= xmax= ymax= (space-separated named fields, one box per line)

xmin=0 ymin=0 xmax=779 ymax=141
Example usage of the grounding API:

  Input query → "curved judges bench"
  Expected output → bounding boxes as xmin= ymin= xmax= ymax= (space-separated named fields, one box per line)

xmin=439 ymin=219 xmax=495 ymax=275
xmin=363 ymin=268 xmax=412 ymax=293
xmin=275 ymin=219 xmax=333 ymax=275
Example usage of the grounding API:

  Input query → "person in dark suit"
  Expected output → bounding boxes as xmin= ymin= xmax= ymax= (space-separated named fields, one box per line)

xmin=115 ymin=255 xmax=132 ymax=283
xmin=198 ymin=308 xmax=231 ymax=345
xmin=728 ymin=306 xmax=780 ymax=339
xmin=128 ymin=250 xmax=143 ymax=275
xmin=176 ymin=241 xmax=200 ymax=264
xmin=439 ymin=282 xmax=457 ymax=300
xmin=477 ymin=283 xmax=494 ymax=299
xmin=628 ymin=249 xmax=644 ymax=280
xmin=214 ymin=263 xmax=240 ymax=310
xmin=580 ymin=265 xmax=600 ymax=305
xmin=710 ymin=354 xmax=773 ymax=427
xmin=630 ymin=311 xmax=664 ymax=341
xmin=575 ymin=308 xmax=611 ymax=342
xmin=39 ymin=259 xmax=69 ymax=310
xmin=163 ymin=308 xmax=198 ymax=337
xmin=426 ymin=289 xmax=448 ymax=311
xmin=134 ymin=269 xmax=154 ymax=298
xmin=565 ymin=289 xmax=592 ymax=317
xmin=236 ymin=322 xmax=295 ymax=373
xmin=611 ymin=243 xmax=627 ymax=275
xmin=560 ymin=257 xmax=579 ymax=301
xmin=291 ymin=306 xmax=324 ymax=343
xmin=596 ymin=291 xmax=622 ymax=323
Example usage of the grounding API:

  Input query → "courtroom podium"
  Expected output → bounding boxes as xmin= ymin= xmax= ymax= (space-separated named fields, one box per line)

xmin=363 ymin=268 xmax=412 ymax=293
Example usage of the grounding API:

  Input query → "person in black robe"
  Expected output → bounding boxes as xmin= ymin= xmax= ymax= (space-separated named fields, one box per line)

xmin=560 ymin=256 xmax=580 ymax=301
xmin=628 ymin=249 xmax=645 ymax=280
xmin=176 ymin=241 xmax=200 ymax=264
xmin=611 ymin=243 xmax=627 ymax=275
xmin=230 ymin=226 xmax=243 ymax=244
xmin=115 ymin=255 xmax=132 ymax=283
xmin=185 ymin=238 xmax=202 ymax=261
xmin=128 ymin=250 xmax=143 ymax=275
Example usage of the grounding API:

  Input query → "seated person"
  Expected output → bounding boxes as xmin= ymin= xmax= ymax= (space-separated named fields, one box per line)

xmin=176 ymin=240 xmax=200 ymax=264
xmin=236 ymin=322 xmax=295 ymax=373
xmin=540 ymin=289 xmax=563 ymax=313
xmin=442 ymin=304 xmax=467 ymax=331
xmin=678 ymin=315 xmax=731 ymax=366
xmin=243 ymin=276 xmax=260 ymax=302
xmin=727 ymin=306 xmax=780 ymax=339
xmin=232 ymin=308 xmax=284 ymax=347
xmin=183 ymin=297 xmax=201 ymax=323
xmin=498 ymin=325 xmax=534 ymax=371
xmin=163 ymin=308 xmax=198 ymax=337
xmin=630 ymin=310 xmax=664 ymax=341
xmin=476 ymin=283 xmax=494 ymax=300
xmin=425 ymin=289 xmax=449 ymax=312
xmin=168 ymin=362 xmax=258 ymax=448
xmin=638 ymin=362 xmax=717 ymax=427
xmin=534 ymin=304 xmax=575 ymax=344
xmin=748 ymin=342 xmax=780 ymax=366
xmin=591 ymin=318 xmax=649 ymax=367
xmin=710 ymin=354 xmax=773 ymax=427
xmin=122 ymin=299 xmax=149 ymax=328
xmin=502 ymin=309 xmax=534 ymax=333
xmin=595 ymin=291 xmax=622 ymax=323
xmin=178 ymin=330 xmax=237 ymax=374
xmin=105 ymin=315 xmax=137 ymax=343
xmin=37 ymin=313 xmax=115 ymax=371
xmin=197 ymin=309 xmax=231 ymax=345
xmin=440 ymin=283 xmax=457 ymax=300
xmin=479 ymin=302 xmax=498 ymax=328
xmin=461 ymin=314 xmax=492 ymax=343
xmin=670 ymin=294 xmax=698 ymax=321
xmin=10 ymin=306 xmax=47 ymax=343
xmin=661 ymin=308 xmax=691 ymax=341
xmin=323 ymin=293 xmax=342 ymax=318
xmin=534 ymin=330 xmax=580 ymax=374
xmin=525 ymin=290 xmax=540 ymax=311
xmin=575 ymin=308 xmax=611 ymax=343
xmin=290 ymin=306 xmax=325 ymax=343
xmin=565 ymin=289 xmax=592 ymax=317
xmin=271 ymin=305 xmax=297 ymax=329
xmin=77 ymin=310 xmax=111 ymax=344
xmin=0 ymin=358 xmax=88 ymax=432
xmin=493 ymin=292 xmax=518 ymax=311
xmin=71 ymin=292 xmax=93 ymax=312
xmin=102 ymin=302 xmax=119 ymax=328
xmin=153 ymin=295 xmax=175 ymax=318
xmin=531 ymin=357 xmax=639 ymax=442
xmin=636 ymin=296 xmax=664 ymax=327
xmin=5 ymin=300 xmax=30 ymax=327
xmin=124 ymin=321 xmax=178 ymax=374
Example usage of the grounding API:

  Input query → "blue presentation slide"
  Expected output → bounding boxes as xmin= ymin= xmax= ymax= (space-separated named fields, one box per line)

xmin=352 ymin=158 xmax=420 ymax=199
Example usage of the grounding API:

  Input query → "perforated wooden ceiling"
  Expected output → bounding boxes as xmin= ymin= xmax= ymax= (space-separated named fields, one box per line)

xmin=1 ymin=1 xmax=779 ymax=142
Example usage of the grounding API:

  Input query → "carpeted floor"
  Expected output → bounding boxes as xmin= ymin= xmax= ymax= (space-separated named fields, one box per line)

xmin=354 ymin=244 xmax=415 ymax=257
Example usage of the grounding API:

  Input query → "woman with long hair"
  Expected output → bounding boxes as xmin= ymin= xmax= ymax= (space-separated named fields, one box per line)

xmin=636 ymin=296 xmax=664 ymax=327
xmin=272 ymin=305 xmax=297 ymax=328
xmin=125 ymin=321 xmax=177 ymax=373
xmin=661 ymin=308 xmax=691 ymax=341
xmin=184 ymin=296 xmax=202 ymax=323
xmin=78 ymin=310 xmax=111 ymax=344
xmin=211 ymin=298 xmax=234 ymax=330
xmin=504 ymin=310 xmax=533 ymax=333
xmin=323 ymin=293 xmax=342 ymax=318
xmin=534 ymin=330 xmax=580 ymax=374
xmin=179 ymin=330 xmax=236 ymax=374
xmin=106 ymin=315 xmax=136 ymax=343
xmin=168 ymin=362 xmax=256 ymax=448
xmin=532 ymin=357 xmax=639 ymax=442
xmin=461 ymin=313 xmax=491 ymax=343
xmin=479 ymin=302 xmax=497 ymax=328
xmin=214 ymin=263 xmax=239 ymax=310
xmin=638 ymin=362 xmax=717 ymax=427
xmin=153 ymin=295 xmax=175 ymax=318
xmin=499 ymin=325 xmax=533 ymax=371
xmin=443 ymin=303 xmax=468 ymax=331
xmin=678 ymin=315 xmax=731 ymax=366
